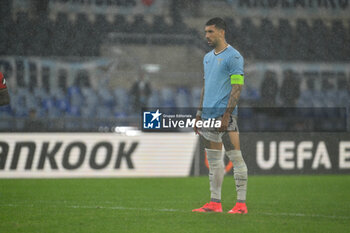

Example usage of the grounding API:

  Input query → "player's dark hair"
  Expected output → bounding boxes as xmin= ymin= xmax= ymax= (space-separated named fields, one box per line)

xmin=206 ymin=17 xmax=226 ymax=31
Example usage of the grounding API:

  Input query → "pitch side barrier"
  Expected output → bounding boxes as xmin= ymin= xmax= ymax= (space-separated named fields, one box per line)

xmin=190 ymin=132 xmax=350 ymax=176
xmin=0 ymin=132 xmax=349 ymax=178
xmin=0 ymin=133 xmax=197 ymax=178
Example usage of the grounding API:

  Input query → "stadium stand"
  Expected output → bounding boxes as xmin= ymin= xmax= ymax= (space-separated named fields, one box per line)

xmin=0 ymin=10 xmax=349 ymax=60
xmin=0 ymin=5 xmax=349 ymax=131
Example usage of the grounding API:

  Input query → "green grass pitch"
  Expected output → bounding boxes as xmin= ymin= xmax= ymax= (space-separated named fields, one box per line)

xmin=1 ymin=175 xmax=349 ymax=233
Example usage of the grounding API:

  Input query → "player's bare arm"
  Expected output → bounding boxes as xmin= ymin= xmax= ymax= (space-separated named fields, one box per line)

xmin=219 ymin=84 xmax=242 ymax=132
xmin=194 ymin=85 xmax=204 ymax=135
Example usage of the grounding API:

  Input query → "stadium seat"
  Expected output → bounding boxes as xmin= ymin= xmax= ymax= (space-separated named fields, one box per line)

xmin=324 ymin=90 xmax=338 ymax=107
xmin=51 ymin=13 xmax=71 ymax=56
xmin=310 ymin=19 xmax=329 ymax=61
xmin=32 ymin=14 xmax=52 ymax=56
xmin=25 ymin=91 xmax=38 ymax=110
xmin=2 ymin=12 xmax=15 ymax=54
xmin=95 ymin=14 xmax=113 ymax=35
xmin=33 ymin=87 xmax=48 ymax=98
xmin=175 ymin=87 xmax=191 ymax=108
xmin=0 ymin=104 xmax=13 ymax=130
xmin=10 ymin=89 xmax=29 ymax=117
xmin=160 ymin=88 xmax=176 ymax=107
xmin=276 ymin=19 xmax=293 ymax=60
xmin=113 ymin=88 xmax=130 ymax=113
xmin=295 ymin=19 xmax=311 ymax=60
xmin=337 ymin=91 xmax=350 ymax=107
xmin=98 ymin=88 xmax=115 ymax=108
xmin=191 ymin=87 xmax=202 ymax=107
xmin=113 ymin=15 xmax=129 ymax=33
xmin=241 ymin=86 xmax=260 ymax=101
xmin=257 ymin=18 xmax=276 ymax=60
xmin=81 ymin=87 xmax=98 ymax=106
xmin=147 ymin=90 xmax=161 ymax=108
xmin=311 ymin=90 xmax=326 ymax=107
xmin=330 ymin=20 xmax=346 ymax=61
xmin=81 ymin=104 xmax=96 ymax=118
xmin=297 ymin=90 xmax=314 ymax=108
xmin=0 ymin=105 xmax=13 ymax=117
xmin=238 ymin=18 xmax=257 ymax=59
xmin=336 ymin=74 xmax=349 ymax=107
xmin=131 ymin=14 xmax=150 ymax=33
xmin=223 ymin=17 xmax=237 ymax=45
xmin=96 ymin=106 xmax=112 ymax=119
xmin=56 ymin=96 xmax=69 ymax=111
xmin=152 ymin=15 xmax=171 ymax=34
xmin=66 ymin=105 xmax=81 ymax=117
xmin=68 ymin=86 xmax=83 ymax=107
xmin=13 ymin=12 xmax=31 ymax=55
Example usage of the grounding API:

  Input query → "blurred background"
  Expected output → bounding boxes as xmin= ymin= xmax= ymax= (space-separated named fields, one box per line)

xmin=0 ymin=0 xmax=349 ymax=132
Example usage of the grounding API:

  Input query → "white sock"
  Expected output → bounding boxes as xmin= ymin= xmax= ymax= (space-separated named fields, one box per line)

xmin=206 ymin=149 xmax=225 ymax=202
xmin=226 ymin=150 xmax=248 ymax=203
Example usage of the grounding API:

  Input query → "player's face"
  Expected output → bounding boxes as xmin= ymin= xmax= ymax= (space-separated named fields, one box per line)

xmin=205 ymin=25 xmax=223 ymax=48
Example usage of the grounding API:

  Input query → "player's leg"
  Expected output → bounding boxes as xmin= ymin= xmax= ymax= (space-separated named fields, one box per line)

xmin=222 ymin=121 xmax=248 ymax=214
xmin=205 ymin=137 xmax=225 ymax=203
xmin=192 ymin=135 xmax=224 ymax=212
xmin=223 ymin=131 xmax=248 ymax=202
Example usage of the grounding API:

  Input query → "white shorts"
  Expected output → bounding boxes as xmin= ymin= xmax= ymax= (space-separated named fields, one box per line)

xmin=199 ymin=115 xmax=238 ymax=143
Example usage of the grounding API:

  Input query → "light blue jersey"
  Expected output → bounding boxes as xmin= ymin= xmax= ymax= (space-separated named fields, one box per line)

xmin=202 ymin=45 xmax=244 ymax=119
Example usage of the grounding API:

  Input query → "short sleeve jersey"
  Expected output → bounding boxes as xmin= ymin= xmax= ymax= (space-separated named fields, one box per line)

xmin=202 ymin=45 xmax=244 ymax=119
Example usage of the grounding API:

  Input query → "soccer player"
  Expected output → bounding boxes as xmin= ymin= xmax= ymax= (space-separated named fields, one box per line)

xmin=0 ymin=71 xmax=10 ymax=106
xmin=192 ymin=18 xmax=247 ymax=214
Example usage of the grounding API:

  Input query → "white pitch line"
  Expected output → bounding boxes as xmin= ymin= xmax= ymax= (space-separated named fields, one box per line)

xmin=69 ymin=205 xmax=183 ymax=212
xmin=260 ymin=212 xmax=350 ymax=220
xmin=1 ymin=203 xmax=350 ymax=220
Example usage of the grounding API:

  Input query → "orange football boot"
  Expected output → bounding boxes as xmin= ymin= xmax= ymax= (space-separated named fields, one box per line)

xmin=228 ymin=202 xmax=248 ymax=214
xmin=192 ymin=202 xmax=222 ymax=212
